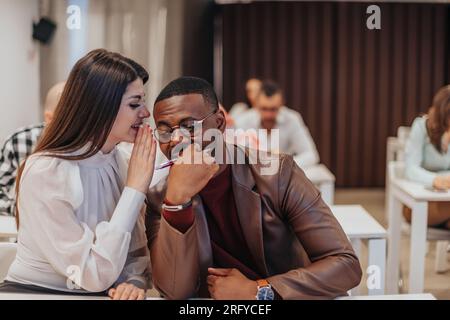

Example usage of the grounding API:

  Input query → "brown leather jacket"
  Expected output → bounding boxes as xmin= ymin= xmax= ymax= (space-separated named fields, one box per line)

xmin=145 ymin=144 xmax=362 ymax=299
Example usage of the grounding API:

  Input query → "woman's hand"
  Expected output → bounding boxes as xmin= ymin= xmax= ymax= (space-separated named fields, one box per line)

xmin=432 ymin=175 xmax=450 ymax=190
xmin=108 ymin=283 xmax=146 ymax=300
xmin=126 ymin=125 xmax=157 ymax=194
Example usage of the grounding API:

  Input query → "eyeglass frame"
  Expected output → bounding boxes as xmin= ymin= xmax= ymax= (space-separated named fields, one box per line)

xmin=154 ymin=108 xmax=219 ymax=143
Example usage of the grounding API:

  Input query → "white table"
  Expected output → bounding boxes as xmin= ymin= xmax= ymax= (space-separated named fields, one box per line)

xmin=0 ymin=292 xmax=437 ymax=300
xmin=387 ymin=176 xmax=450 ymax=294
xmin=0 ymin=216 xmax=17 ymax=240
xmin=0 ymin=292 xmax=164 ymax=300
xmin=304 ymin=164 xmax=335 ymax=205
xmin=337 ymin=293 xmax=436 ymax=300
xmin=331 ymin=205 xmax=387 ymax=295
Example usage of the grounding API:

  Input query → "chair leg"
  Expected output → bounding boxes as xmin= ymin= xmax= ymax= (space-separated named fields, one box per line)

xmin=435 ymin=240 xmax=449 ymax=273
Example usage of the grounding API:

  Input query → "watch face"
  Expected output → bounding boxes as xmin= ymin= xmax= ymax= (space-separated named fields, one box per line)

xmin=257 ymin=286 xmax=275 ymax=300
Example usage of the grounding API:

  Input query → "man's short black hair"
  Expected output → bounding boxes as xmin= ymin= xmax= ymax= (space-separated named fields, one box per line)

xmin=155 ymin=76 xmax=218 ymax=111
xmin=260 ymin=80 xmax=281 ymax=97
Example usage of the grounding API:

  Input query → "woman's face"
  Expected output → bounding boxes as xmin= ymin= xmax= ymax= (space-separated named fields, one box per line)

xmin=107 ymin=78 xmax=150 ymax=147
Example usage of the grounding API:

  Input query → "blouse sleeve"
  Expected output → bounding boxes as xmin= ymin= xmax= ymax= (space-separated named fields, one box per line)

xmin=114 ymin=208 xmax=151 ymax=289
xmin=404 ymin=117 xmax=437 ymax=187
xmin=18 ymin=155 xmax=146 ymax=292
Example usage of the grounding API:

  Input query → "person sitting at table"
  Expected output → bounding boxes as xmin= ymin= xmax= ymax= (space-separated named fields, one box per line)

xmin=0 ymin=49 xmax=156 ymax=299
xmin=145 ymin=76 xmax=362 ymax=300
xmin=404 ymin=85 xmax=450 ymax=229
xmin=235 ymin=80 xmax=319 ymax=168
xmin=0 ymin=82 xmax=65 ymax=216
xmin=229 ymin=78 xmax=261 ymax=119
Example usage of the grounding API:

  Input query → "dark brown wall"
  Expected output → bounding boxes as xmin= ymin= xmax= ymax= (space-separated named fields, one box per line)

xmin=219 ymin=1 xmax=450 ymax=187
xmin=182 ymin=0 xmax=215 ymax=83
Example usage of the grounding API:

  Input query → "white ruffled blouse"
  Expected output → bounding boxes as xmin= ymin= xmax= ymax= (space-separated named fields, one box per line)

xmin=6 ymin=146 xmax=150 ymax=293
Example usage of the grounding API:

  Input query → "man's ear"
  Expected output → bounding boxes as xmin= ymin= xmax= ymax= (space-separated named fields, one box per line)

xmin=44 ymin=111 xmax=53 ymax=124
xmin=216 ymin=109 xmax=226 ymax=133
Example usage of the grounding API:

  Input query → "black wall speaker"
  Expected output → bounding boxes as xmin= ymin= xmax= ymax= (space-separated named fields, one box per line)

xmin=32 ymin=17 xmax=57 ymax=44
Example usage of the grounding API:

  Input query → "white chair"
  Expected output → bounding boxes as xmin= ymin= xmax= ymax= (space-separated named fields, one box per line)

xmin=0 ymin=242 xmax=17 ymax=282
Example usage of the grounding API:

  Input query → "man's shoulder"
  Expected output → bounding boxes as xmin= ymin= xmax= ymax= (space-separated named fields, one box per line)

xmin=3 ymin=123 xmax=44 ymax=144
xmin=280 ymin=106 xmax=304 ymax=123
xmin=235 ymin=109 xmax=259 ymax=128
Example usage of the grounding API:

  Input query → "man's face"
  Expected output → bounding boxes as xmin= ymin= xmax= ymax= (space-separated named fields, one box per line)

xmin=255 ymin=93 xmax=283 ymax=127
xmin=153 ymin=93 xmax=225 ymax=159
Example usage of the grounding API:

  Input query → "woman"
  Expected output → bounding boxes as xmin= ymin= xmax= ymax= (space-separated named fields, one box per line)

xmin=0 ymin=49 xmax=156 ymax=299
xmin=229 ymin=78 xmax=261 ymax=119
xmin=404 ymin=85 xmax=450 ymax=229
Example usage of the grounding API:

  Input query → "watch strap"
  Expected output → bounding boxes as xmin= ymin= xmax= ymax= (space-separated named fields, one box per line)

xmin=162 ymin=199 xmax=193 ymax=212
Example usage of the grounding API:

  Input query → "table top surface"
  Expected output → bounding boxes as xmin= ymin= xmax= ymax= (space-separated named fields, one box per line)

xmin=303 ymin=164 xmax=335 ymax=183
xmin=0 ymin=292 xmax=436 ymax=300
xmin=337 ymin=293 xmax=436 ymax=300
xmin=392 ymin=178 xmax=450 ymax=201
xmin=0 ymin=292 xmax=164 ymax=300
xmin=330 ymin=205 xmax=387 ymax=239
xmin=0 ymin=216 xmax=17 ymax=238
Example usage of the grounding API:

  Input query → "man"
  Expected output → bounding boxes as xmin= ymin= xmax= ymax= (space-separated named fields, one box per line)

xmin=0 ymin=82 xmax=65 ymax=216
xmin=145 ymin=76 xmax=361 ymax=300
xmin=235 ymin=80 xmax=319 ymax=168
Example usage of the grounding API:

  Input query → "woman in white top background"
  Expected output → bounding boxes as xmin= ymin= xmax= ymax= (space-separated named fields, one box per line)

xmin=0 ymin=49 xmax=156 ymax=299
xmin=404 ymin=85 xmax=450 ymax=229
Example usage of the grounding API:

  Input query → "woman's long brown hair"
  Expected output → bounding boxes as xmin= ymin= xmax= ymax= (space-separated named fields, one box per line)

xmin=15 ymin=49 xmax=148 ymax=227
xmin=426 ymin=85 xmax=450 ymax=153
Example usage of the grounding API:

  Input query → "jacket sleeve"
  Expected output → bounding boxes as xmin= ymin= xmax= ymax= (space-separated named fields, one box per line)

xmin=145 ymin=187 xmax=200 ymax=299
xmin=267 ymin=156 xmax=362 ymax=299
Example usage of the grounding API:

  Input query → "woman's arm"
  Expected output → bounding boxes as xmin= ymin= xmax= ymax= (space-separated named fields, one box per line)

xmin=114 ymin=210 xmax=151 ymax=290
xmin=404 ymin=118 xmax=438 ymax=187
xmin=19 ymin=156 xmax=146 ymax=293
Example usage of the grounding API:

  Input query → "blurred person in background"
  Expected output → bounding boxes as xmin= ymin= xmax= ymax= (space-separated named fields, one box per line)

xmin=235 ymin=80 xmax=319 ymax=168
xmin=0 ymin=81 xmax=65 ymax=216
xmin=404 ymin=85 xmax=450 ymax=229
xmin=229 ymin=78 xmax=261 ymax=119
xmin=220 ymin=103 xmax=259 ymax=150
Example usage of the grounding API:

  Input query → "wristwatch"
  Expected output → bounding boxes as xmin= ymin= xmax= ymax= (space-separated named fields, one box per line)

xmin=255 ymin=279 xmax=275 ymax=300
xmin=161 ymin=199 xmax=192 ymax=212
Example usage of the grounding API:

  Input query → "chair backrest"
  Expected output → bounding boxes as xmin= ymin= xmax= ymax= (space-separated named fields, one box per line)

xmin=396 ymin=126 xmax=411 ymax=161
xmin=397 ymin=126 xmax=411 ymax=144
xmin=388 ymin=161 xmax=405 ymax=181
xmin=0 ymin=242 xmax=17 ymax=282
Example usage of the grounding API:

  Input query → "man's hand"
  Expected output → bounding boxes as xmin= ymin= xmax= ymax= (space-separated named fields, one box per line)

xmin=165 ymin=144 xmax=219 ymax=204
xmin=108 ymin=283 xmax=146 ymax=300
xmin=207 ymin=268 xmax=257 ymax=300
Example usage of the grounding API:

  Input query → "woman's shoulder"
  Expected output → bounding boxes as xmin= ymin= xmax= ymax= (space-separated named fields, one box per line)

xmin=22 ymin=153 xmax=83 ymax=207
xmin=410 ymin=115 xmax=428 ymax=135
xmin=411 ymin=115 xmax=427 ymax=127
xmin=25 ymin=152 xmax=79 ymax=176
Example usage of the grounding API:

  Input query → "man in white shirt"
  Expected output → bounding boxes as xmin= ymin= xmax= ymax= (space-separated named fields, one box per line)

xmin=235 ymin=80 xmax=319 ymax=168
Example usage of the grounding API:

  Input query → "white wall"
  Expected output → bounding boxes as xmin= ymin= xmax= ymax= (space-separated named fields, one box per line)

xmin=0 ymin=0 xmax=40 ymax=144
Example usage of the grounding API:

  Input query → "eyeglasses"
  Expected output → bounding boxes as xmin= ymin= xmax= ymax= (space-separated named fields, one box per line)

xmin=154 ymin=109 xmax=218 ymax=143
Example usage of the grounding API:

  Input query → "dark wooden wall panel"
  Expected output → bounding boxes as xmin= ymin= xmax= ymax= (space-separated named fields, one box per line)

xmin=220 ymin=2 xmax=449 ymax=187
